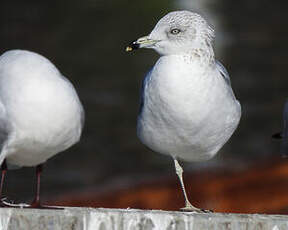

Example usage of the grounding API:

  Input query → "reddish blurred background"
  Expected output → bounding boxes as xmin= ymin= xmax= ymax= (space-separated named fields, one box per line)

xmin=48 ymin=157 xmax=288 ymax=214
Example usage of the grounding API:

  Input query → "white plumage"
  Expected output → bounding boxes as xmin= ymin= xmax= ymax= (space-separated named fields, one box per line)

xmin=0 ymin=50 xmax=84 ymax=168
xmin=0 ymin=49 xmax=84 ymax=207
xmin=128 ymin=11 xmax=241 ymax=211
xmin=138 ymin=55 xmax=240 ymax=162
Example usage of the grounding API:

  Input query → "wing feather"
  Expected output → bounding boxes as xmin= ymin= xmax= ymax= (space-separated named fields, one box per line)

xmin=216 ymin=60 xmax=231 ymax=86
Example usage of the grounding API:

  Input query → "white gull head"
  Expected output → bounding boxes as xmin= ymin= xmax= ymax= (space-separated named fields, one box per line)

xmin=127 ymin=11 xmax=214 ymax=56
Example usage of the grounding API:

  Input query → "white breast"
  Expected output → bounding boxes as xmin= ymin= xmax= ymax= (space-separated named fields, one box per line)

xmin=0 ymin=50 xmax=84 ymax=167
xmin=137 ymin=54 xmax=241 ymax=162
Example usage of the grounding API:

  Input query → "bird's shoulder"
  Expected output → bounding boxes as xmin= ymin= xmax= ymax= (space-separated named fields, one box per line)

xmin=0 ymin=50 xmax=60 ymax=80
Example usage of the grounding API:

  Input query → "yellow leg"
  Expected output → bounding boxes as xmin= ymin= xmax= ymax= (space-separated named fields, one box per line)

xmin=174 ymin=159 xmax=209 ymax=212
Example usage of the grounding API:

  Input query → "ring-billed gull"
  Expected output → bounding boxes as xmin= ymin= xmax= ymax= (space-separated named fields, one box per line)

xmin=127 ymin=11 xmax=241 ymax=212
xmin=0 ymin=50 xmax=84 ymax=208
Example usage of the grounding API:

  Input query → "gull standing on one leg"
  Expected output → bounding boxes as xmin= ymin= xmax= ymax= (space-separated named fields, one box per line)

xmin=0 ymin=50 xmax=84 ymax=208
xmin=126 ymin=11 xmax=241 ymax=212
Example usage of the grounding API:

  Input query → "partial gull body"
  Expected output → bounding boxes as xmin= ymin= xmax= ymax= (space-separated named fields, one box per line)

xmin=127 ymin=10 xmax=241 ymax=211
xmin=0 ymin=50 xmax=84 ymax=207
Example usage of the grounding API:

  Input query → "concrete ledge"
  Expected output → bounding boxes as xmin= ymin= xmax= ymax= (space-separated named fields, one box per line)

xmin=0 ymin=207 xmax=287 ymax=229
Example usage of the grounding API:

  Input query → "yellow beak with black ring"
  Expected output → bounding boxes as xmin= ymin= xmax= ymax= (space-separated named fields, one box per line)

xmin=126 ymin=36 xmax=159 ymax=52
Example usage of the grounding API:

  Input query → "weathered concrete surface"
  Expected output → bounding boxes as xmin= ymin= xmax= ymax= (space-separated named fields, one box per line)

xmin=0 ymin=207 xmax=287 ymax=230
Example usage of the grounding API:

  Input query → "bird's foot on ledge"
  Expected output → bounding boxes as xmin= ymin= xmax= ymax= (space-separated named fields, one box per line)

xmin=24 ymin=200 xmax=64 ymax=210
xmin=180 ymin=204 xmax=213 ymax=213
xmin=0 ymin=198 xmax=22 ymax=208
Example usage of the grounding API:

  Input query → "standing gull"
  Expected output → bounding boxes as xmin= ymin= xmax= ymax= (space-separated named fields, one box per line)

xmin=127 ymin=11 xmax=241 ymax=212
xmin=0 ymin=50 xmax=84 ymax=208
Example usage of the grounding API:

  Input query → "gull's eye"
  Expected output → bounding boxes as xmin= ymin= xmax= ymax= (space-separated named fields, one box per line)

xmin=170 ymin=28 xmax=181 ymax=35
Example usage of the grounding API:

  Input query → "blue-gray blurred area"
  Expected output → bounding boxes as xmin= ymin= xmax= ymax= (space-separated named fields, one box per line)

xmin=0 ymin=0 xmax=287 ymax=207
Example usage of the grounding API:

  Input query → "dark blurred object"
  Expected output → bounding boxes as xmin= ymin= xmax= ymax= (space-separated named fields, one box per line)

xmin=272 ymin=133 xmax=282 ymax=139
xmin=273 ymin=99 xmax=288 ymax=157
xmin=48 ymin=157 xmax=288 ymax=214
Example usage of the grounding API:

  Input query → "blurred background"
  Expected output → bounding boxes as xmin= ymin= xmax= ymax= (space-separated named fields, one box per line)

xmin=0 ymin=0 xmax=287 ymax=214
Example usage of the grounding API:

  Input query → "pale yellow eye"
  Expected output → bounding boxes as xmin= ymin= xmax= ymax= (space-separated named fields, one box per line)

xmin=170 ymin=29 xmax=181 ymax=35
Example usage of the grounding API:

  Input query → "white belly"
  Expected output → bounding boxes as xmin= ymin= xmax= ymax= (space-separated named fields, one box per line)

xmin=137 ymin=56 xmax=241 ymax=162
xmin=4 ymin=84 xmax=83 ymax=167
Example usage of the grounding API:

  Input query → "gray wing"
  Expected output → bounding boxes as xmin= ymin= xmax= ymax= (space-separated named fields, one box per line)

xmin=139 ymin=69 xmax=152 ymax=115
xmin=280 ymin=100 xmax=288 ymax=156
xmin=216 ymin=60 xmax=231 ymax=86
xmin=216 ymin=60 xmax=241 ymax=116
